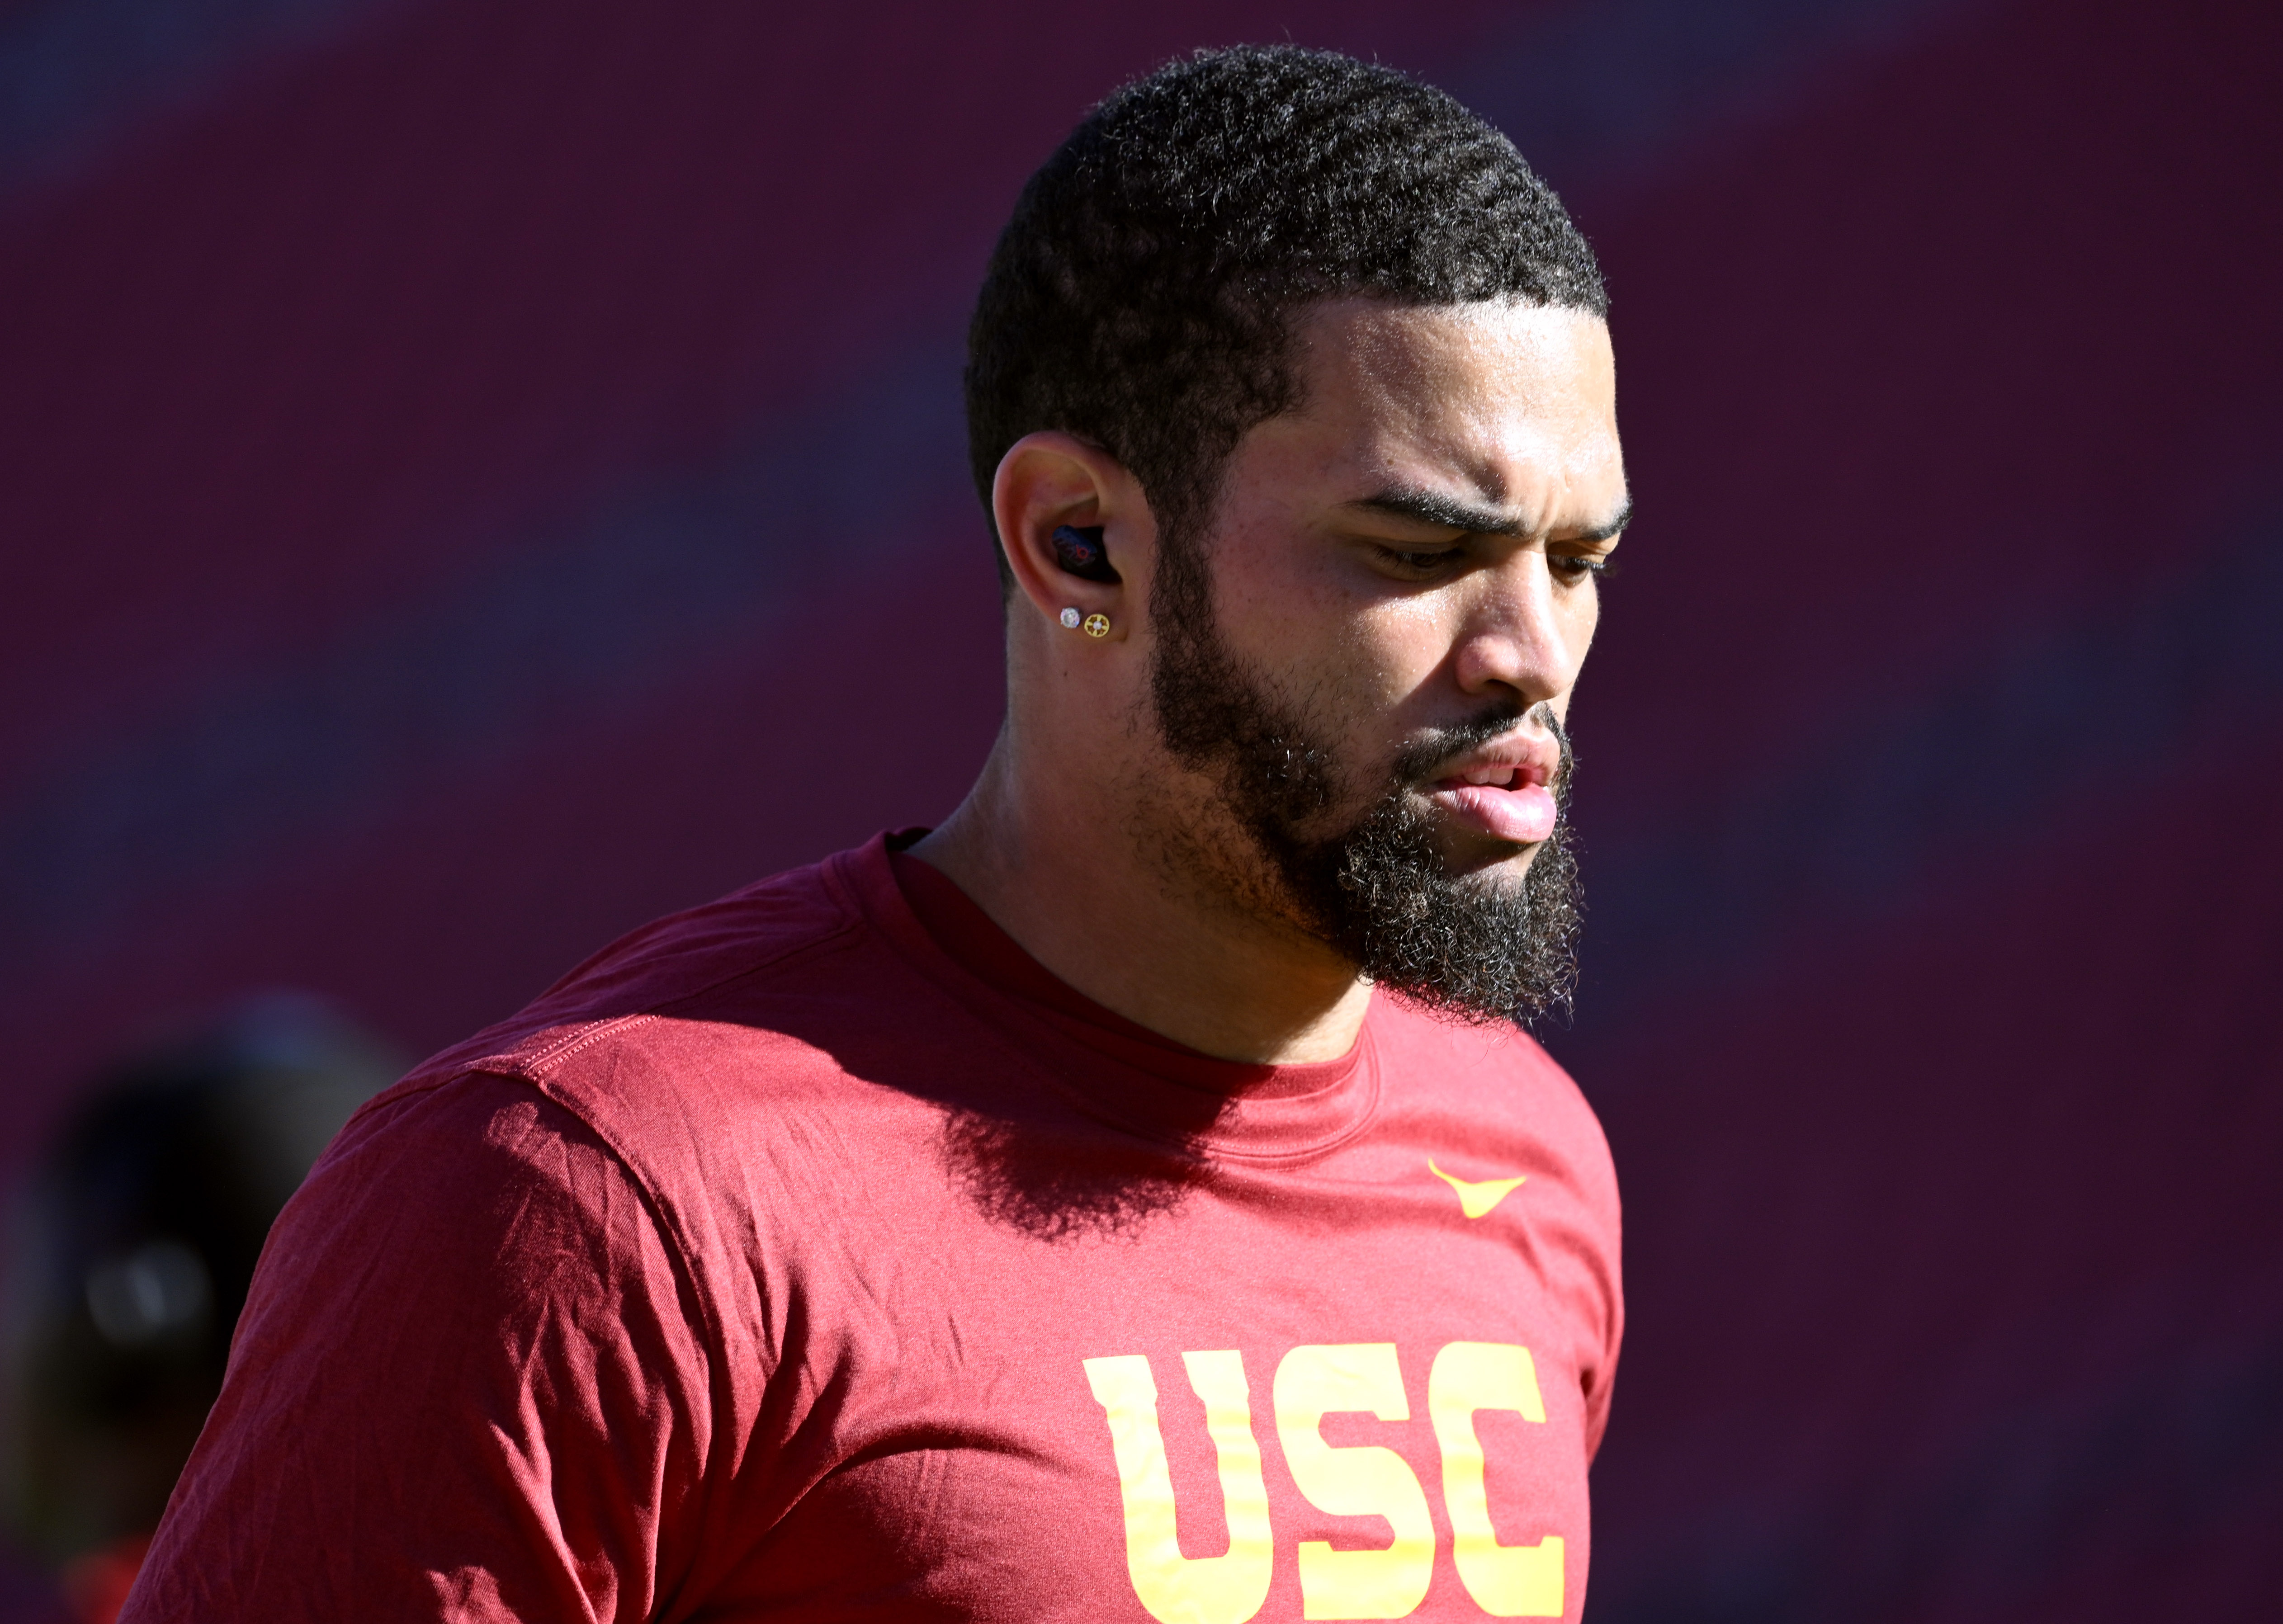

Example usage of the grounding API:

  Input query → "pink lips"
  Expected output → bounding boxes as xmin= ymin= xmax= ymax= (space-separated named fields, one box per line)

xmin=1421 ymin=731 xmax=1565 ymax=845
xmin=1431 ymin=781 xmax=1559 ymax=844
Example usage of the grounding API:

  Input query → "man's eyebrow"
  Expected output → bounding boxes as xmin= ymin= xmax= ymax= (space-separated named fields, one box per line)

xmin=1575 ymin=495 xmax=1634 ymax=543
xmin=1348 ymin=487 xmax=1526 ymax=535
xmin=1346 ymin=486 xmax=1635 ymax=542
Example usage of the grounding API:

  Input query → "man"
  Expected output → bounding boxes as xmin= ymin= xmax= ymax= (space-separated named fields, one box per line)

xmin=125 ymin=43 xmax=1629 ymax=1624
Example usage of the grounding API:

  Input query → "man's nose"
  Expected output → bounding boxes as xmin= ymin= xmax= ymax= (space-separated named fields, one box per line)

xmin=1450 ymin=552 xmax=1583 ymax=705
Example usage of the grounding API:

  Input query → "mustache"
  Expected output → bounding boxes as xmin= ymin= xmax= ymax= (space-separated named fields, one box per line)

xmin=1391 ymin=700 xmax=1573 ymax=790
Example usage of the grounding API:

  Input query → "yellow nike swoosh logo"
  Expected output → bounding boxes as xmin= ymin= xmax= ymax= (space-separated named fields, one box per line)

xmin=1428 ymin=1157 xmax=1527 ymax=1218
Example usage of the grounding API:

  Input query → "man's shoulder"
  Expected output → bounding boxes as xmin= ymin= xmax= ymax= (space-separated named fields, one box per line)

xmin=442 ymin=851 xmax=860 ymax=1051
xmin=1369 ymin=998 xmax=1615 ymax=1180
xmin=379 ymin=845 xmax=939 ymax=1145
xmin=1371 ymin=995 xmax=1588 ymax=1101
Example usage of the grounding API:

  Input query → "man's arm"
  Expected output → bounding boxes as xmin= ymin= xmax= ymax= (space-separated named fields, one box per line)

xmin=121 ymin=1071 xmax=716 ymax=1623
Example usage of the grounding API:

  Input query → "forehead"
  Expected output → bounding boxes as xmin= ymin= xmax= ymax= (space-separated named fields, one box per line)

xmin=1281 ymin=298 xmax=1621 ymax=518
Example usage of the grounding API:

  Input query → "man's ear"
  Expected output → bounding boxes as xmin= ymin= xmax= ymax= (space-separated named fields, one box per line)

xmin=992 ymin=431 xmax=1150 ymax=643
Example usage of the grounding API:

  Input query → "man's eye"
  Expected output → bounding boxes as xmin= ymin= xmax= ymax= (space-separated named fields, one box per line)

xmin=1552 ymin=553 xmax=1616 ymax=581
xmin=1376 ymin=546 xmax=1462 ymax=575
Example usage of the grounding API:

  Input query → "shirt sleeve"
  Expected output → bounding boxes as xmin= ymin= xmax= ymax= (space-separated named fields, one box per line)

xmin=120 ymin=1071 xmax=717 ymax=1623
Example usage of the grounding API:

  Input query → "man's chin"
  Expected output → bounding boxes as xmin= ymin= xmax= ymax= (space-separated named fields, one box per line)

xmin=1416 ymin=808 xmax=1550 ymax=883
xmin=1299 ymin=798 xmax=1583 ymax=1027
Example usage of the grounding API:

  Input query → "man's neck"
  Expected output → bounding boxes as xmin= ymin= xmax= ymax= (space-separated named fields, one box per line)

xmin=907 ymin=745 xmax=1373 ymax=1066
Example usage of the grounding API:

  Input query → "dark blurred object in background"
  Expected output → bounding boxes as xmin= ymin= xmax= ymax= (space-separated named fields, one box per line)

xmin=0 ymin=996 xmax=399 ymax=1623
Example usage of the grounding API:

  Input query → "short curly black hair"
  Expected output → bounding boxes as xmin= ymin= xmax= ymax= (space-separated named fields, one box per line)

xmin=964 ymin=44 xmax=1607 ymax=579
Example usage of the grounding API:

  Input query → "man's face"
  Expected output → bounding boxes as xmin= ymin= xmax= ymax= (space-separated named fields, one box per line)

xmin=1141 ymin=298 xmax=1627 ymax=1022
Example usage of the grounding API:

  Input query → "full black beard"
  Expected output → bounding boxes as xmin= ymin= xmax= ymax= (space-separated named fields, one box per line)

xmin=1148 ymin=537 xmax=1583 ymax=1027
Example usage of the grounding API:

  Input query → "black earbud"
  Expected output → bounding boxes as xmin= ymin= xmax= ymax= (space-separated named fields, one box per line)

xmin=1051 ymin=524 xmax=1120 ymax=583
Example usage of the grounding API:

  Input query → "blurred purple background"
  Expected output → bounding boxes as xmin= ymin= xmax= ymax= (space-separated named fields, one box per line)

xmin=2 ymin=0 xmax=2277 ymax=1618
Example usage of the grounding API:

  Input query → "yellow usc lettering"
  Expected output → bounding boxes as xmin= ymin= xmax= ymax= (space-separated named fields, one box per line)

xmin=1083 ymin=1351 xmax=1276 ymax=1624
xmin=1427 ymin=1343 xmax=1565 ymax=1617
xmin=1273 ymin=1343 xmax=1437 ymax=1619
xmin=1082 ymin=1341 xmax=1565 ymax=1622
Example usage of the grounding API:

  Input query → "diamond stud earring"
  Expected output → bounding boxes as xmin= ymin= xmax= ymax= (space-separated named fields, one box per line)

xmin=1059 ymin=607 xmax=1082 ymax=629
